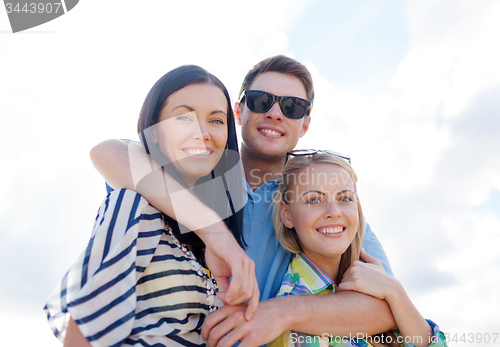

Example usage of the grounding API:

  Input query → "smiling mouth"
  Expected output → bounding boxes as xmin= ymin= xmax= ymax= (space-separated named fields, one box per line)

xmin=259 ymin=128 xmax=284 ymax=136
xmin=316 ymin=226 xmax=345 ymax=235
xmin=183 ymin=148 xmax=213 ymax=156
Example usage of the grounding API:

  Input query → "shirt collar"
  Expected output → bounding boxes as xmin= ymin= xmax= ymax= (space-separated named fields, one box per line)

xmin=290 ymin=253 xmax=336 ymax=294
xmin=244 ymin=178 xmax=280 ymax=197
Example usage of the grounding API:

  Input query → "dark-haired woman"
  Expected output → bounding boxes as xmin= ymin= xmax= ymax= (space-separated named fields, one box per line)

xmin=44 ymin=66 xmax=257 ymax=347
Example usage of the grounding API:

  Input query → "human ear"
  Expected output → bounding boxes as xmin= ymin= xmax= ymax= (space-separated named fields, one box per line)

xmin=280 ymin=200 xmax=294 ymax=229
xmin=234 ymin=102 xmax=242 ymax=126
xmin=151 ymin=128 xmax=159 ymax=144
xmin=300 ymin=115 xmax=311 ymax=138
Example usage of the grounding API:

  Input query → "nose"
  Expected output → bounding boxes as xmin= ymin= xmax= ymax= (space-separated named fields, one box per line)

xmin=265 ymin=100 xmax=284 ymax=121
xmin=191 ymin=122 xmax=211 ymax=141
xmin=324 ymin=201 xmax=342 ymax=219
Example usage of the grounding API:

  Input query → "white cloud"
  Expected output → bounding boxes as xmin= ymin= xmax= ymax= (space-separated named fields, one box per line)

xmin=0 ymin=309 xmax=58 ymax=347
xmin=395 ymin=0 xmax=500 ymax=119
xmin=418 ymin=211 xmax=500 ymax=335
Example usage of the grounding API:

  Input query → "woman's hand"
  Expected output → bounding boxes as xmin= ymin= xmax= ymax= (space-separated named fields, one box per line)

xmin=338 ymin=249 xmax=402 ymax=301
xmin=201 ymin=221 xmax=259 ymax=321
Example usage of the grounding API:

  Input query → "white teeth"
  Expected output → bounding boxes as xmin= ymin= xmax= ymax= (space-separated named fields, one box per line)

xmin=185 ymin=149 xmax=210 ymax=156
xmin=260 ymin=129 xmax=283 ymax=136
xmin=318 ymin=227 xmax=343 ymax=234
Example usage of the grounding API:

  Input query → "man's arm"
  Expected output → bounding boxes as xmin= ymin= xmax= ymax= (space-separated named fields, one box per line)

xmin=90 ymin=139 xmax=259 ymax=316
xmin=91 ymin=140 xmax=225 ymax=231
xmin=202 ymin=291 xmax=397 ymax=347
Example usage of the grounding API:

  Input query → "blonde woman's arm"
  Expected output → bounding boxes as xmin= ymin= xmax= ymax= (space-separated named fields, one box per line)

xmin=338 ymin=249 xmax=435 ymax=347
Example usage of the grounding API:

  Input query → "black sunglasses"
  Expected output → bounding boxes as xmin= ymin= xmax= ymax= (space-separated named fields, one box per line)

xmin=239 ymin=90 xmax=311 ymax=120
xmin=284 ymin=149 xmax=351 ymax=165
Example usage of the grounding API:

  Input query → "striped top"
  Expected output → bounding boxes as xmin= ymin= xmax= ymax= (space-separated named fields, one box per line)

xmin=268 ymin=253 xmax=447 ymax=347
xmin=44 ymin=189 xmax=222 ymax=347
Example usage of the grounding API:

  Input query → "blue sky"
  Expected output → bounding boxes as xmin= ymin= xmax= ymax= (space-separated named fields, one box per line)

xmin=1 ymin=1 xmax=500 ymax=346
xmin=289 ymin=0 xmax=409 ymax=87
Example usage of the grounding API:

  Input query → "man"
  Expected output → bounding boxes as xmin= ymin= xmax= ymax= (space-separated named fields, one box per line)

xmin=91 ymin=56 xmax=395 ymax=347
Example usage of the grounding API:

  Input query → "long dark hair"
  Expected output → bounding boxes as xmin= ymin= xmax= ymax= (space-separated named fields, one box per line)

xmin=137 ymin=65 xmax=246 ymax=266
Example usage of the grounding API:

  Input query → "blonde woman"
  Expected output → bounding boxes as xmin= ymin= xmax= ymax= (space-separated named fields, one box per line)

xmin=269 ymin=150 xmax=447 ymax=347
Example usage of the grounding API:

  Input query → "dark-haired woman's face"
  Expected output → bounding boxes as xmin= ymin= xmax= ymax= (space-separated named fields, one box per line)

xmin=151 ymin=83 xmax=228 ymax=187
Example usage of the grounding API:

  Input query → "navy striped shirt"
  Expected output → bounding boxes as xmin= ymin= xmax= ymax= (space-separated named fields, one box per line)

xmin=44 ymin=189 xmax=221 ymax=346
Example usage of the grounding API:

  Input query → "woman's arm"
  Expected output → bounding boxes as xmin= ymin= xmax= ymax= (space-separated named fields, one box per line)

xmin=338 ymin=249 xmax=433 ymax=347
xmin=90 ymin=140 xmax=259 ymax=317
xmin=63 ymin=317 xmax=92 ymax=347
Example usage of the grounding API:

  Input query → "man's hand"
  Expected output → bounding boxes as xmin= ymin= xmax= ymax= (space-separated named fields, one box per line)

xmin=201 ymin=299 xmax=289 ymax=347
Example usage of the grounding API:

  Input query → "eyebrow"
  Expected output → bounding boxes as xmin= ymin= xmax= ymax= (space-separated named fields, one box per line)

xmin=337 ymin=189 xmax=354 ymax=195
xmin=301 ymin=190 xmax=325 ymax=197
xmin=172 ymin=105 xmax=195 ymax=112
xmin=171 ymin=105 xmax=227 ymax=116
xmin=301 ymin=189 xmax=354 ymax=197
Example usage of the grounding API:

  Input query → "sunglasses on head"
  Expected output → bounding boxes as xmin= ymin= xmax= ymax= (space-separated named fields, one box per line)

xmin=239 ymin=90 xmax=311 ymax=120
xmin=284 ymin=149 xmax=351 ymax=165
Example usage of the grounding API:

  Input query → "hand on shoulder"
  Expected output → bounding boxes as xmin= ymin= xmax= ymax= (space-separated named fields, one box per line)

xmin=338 ymin=249 xmax=403 ymax=301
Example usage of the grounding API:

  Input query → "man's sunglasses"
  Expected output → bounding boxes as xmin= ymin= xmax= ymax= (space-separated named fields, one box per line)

xmin=284 ymin=149 xmax=351 ymax=165
xmin=239 ymin=90 xmax=311 ymax=120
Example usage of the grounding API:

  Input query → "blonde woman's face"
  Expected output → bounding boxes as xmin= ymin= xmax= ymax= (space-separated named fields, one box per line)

xmin=280 ymin=163 xmax=359 ymax=273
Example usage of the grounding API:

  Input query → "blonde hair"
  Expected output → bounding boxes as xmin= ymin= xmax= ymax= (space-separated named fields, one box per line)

xmin=273 ymin=152 xmax=365 ymax=280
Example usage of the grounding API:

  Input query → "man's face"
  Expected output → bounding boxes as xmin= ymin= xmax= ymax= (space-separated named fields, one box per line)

xmin=236 ymin=72 xmax=311 ymax=160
